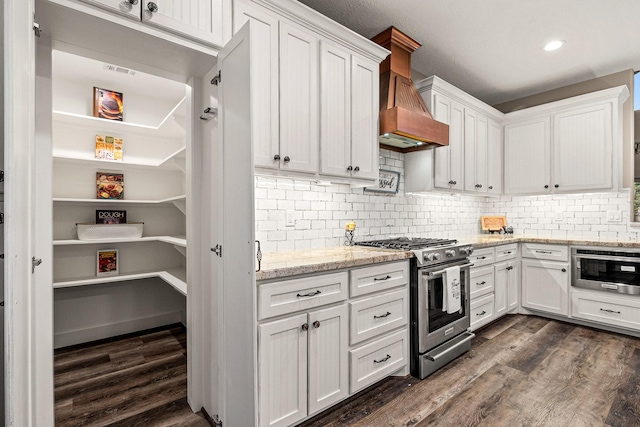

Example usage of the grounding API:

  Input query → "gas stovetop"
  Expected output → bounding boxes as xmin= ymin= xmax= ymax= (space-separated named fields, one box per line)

xmin=355 ymin=237 xmax=458 ymax=250
xmin=355 ymin=237 xmax=473 ymax=268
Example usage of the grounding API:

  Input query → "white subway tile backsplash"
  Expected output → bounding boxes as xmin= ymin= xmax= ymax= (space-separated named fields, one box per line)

xmin=254 ymin=150 xmax=636 ymax=249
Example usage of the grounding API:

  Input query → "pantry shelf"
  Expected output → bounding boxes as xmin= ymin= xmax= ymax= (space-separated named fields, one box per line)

xmin=52 ymin=146 xmax=186 ymax=171
xmin=53 ymin=195 xmax=186 ymax=205
xmin=53 ymin=235 xmax=187 ymax=247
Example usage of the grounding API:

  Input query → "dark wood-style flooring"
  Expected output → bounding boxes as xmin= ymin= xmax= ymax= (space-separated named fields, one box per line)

xmin=302 ymin=315 xmax=640 ymax=427
xmin=54 ymin=315 xmax=640 ymax=426
xmin=54 ymin=324 xmax=209 ymax=426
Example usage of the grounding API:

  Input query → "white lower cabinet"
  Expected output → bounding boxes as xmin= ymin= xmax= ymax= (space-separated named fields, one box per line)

xmin=571 ymin=289 xmax=640 ymax=331
xmin=470 ymin=294 xmax=495 ymax=331
xmin=258 ymin=304 xmax=348 ymax=427
xmin=494 ymin=260 xmax=519 ymax=317
xmin=257 ymin=260 xmax=409 ymax=427
xmin=521 ymin=259 xmax=569 ymax=316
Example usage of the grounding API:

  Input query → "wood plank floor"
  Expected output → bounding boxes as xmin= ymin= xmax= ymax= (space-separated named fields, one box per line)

xmin=302 ymin=315 xmax=640 ymax=427
xmin=54 ymin=324 xmax=210 ymax=427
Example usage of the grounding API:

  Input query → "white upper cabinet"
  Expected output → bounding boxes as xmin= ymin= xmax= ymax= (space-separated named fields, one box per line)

xmin=504 ymin=116 xmax=551 ymax=195
xmin=232 ymin=0 xmax=387 ymax=181
xmin=553 ymin=102 xmax=612 ymax=192
xmin=141 ymin=0 xmax=227 ymax=46
xmin=320 ymin=43 xmax=379 ymax=181
xmin=503 ymin=86 xmax=629 ymax=195
xmin=75 ymin=0 xmax=231 ymax=47
xmin=279 ymin=21 xmax=319 ymax=174
xmin=414 ymin=76 xmax=503 ymax=195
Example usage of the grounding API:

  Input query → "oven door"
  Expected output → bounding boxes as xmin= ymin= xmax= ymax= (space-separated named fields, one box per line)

xmin=417 ymin=260 xmax=471 ymax=353
xmin=573 ymin=251 xmax=640 ymax=295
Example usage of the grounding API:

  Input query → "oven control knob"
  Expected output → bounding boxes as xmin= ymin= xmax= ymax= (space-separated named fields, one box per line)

xmin=423 ymin=253 xmax=436 ymax=262
xmin=445 ymin=249 xmax=456 ymax=257
xmin=432 ymin=253 xmax=440 ymax=261
xmin=461 ymin=246 xmax=474 ymax=256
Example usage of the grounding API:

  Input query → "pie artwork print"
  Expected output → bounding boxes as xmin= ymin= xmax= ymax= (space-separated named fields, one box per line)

xmin=93 ymin=87 xmax=123 ymax=121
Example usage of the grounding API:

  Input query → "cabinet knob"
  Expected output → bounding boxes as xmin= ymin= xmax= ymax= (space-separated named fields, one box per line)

xmin=555 ymin=184 xmax=559 ymax=188
xmin=301 ymin=323 xmax=309 ymax=331
xmin=354 ymin=166 xmax=360 ymax=172
xmin=347 ymin=165 xmax=353 ymax=172
xmin=544 ymin=185 xmax=549 ymax=189
xmin=312 ymin=321 xmax=320 ymax=328
xmin=448 ymin=180 xmax=455 ymax=185
xmin=561 ymin=268 xmax=567 ymax=272
xmin=488 ymin=186 xmax=493 ymax=190
xmin=147 ymin=2 xmax=158 ymax=12
xmin=273 ymin=154 xmax=280 ymax=161
xmin=128 ymin=0 xmax=139 ymax=4
xmin=475 ymin=184 xmax=482 ymax=188
xmin=283 ymin=156 xmax=290 ymax=163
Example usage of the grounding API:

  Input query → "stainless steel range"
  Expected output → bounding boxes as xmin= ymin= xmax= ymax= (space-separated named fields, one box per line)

xmin=356 ymin=237 xmax=475 ymax=379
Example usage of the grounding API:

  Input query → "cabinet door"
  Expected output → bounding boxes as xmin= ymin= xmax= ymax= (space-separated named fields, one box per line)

xmin=433 ymin=94 xmax=464 ymax=191
xmin=486 ymin=118 xmax=502 ymax=194
xmin=494 ymin=262 xmax=508 ymax=318
xmin=463 ymin=109 xmax=477 ymax=192
xmin=553 ymin=102 xmax=613 ymax=192
xmin=79 ymin=0 xmax=141 ymax=19
xmin=279 ymin=21 xmax=319 ymax=174
xmin=504 ymin=116 xmax=551 ymax=195
xmin=521 ymin=259 xmax=569 ymax=316
xmin=350 ymin=55 xmax=379 ymax=181
xmin=319 ymin=41 xmax=351 ymax=178
xmin=234 ymin=1 xmax=280 ymax=170
xmin=507 ymin=261 xmax=519 ymax=312
xmin=259 ymin=314 xmax=308 ymax=427
xmin=142 ymin=0 xmax=226 ymax=46
xmin=308 ymin=305 xmax=348 ymax=415
xmin=474 ymin=114 xmax=488 ymax=193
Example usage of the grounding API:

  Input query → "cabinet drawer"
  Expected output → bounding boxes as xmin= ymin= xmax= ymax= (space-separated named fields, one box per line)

xmin=522 ymin=243 xmax=568 ymax=262
xmin=470 ymin=265 xmax=495 ymax=299
xmin=494 ymin=244 xmax=518 ymax=262
xmin=571 ymin=290 xmax=640 ymax=331
xmin=349 ymin=261 xmax=409 ymax=297
xmin=349 ymin=328 xmax=407 ymax=393
xmin=470 ymin=294 xmax=495 ymax=331
xmin=469 ymin=247 xmax=494 ymax=267
xmin=258 ymin=272 xmax=348 ymax=320
xmin=349 ymin=289 xmax=407 ymax=345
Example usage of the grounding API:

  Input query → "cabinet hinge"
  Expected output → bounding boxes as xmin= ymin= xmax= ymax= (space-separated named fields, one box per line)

xmin=212 ymin=414 xmax=222 ymax=427
xmin=211 ymin=244 xmax=222 ymax=258
xmin=211 ymin=71 xmax=221 ymax=86
xmin=32 ymin=256 xmax=42 ymax=274
xmin=33 ymin=21 xmax=42 ymax=37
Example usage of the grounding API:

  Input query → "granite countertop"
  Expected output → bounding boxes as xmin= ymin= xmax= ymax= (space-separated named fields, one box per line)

xmin=256 ymin=246 xmax=413 ymax=281
xmin=257 ymin=236 xmax=640 ymax=281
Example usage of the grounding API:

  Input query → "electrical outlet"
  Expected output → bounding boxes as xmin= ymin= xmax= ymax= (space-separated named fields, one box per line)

xmin=606 ymin=210 xmax=622 ymax=222
xmin=286 ymin=210 xmax=295 ymax=227
xmin=553 ymin=212 xmax=563 ymax=223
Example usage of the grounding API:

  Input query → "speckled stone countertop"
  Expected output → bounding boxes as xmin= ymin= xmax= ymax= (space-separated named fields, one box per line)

xmin=459 ymin=235 xmax=640 ymax=249
xmin=256 ymin=246 xmax=413 ymax=281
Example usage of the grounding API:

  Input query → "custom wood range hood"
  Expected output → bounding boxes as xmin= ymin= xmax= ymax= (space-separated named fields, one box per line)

xmin=372 ymin=27 xmax=449 ymax=152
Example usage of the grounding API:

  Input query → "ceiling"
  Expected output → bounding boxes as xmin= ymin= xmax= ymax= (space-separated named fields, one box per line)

xmin=298 ymin=0 xmax=640 ymax=106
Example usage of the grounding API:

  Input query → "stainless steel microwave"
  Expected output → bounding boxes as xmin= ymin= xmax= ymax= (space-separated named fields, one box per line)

xmin=571 ymin=247 xmax=640 ymax=295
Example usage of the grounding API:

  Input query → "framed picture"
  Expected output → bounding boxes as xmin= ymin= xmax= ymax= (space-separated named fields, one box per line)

xmin=93 ymin=87 xmax=123 ymax=121
xmin=96 ymin=172 xmax=124 ymax=199
xmin=97 ymin=249 xmax=119 ymax=276
xmin=95 ymin=135 xmax=123 ymax=161
xmin=364 ymin=169 xmax=401 ymax=194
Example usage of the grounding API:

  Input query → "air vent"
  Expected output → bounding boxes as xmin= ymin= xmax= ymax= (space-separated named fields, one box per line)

xmin=103 ymin=64 xmax=136 ymax=76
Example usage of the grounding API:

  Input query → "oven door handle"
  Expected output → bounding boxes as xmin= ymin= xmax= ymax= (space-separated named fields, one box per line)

xmin=422 ymin=262 xmax=474 ymax=276
xmin=425 ymin=331 xmax=476 ymax=362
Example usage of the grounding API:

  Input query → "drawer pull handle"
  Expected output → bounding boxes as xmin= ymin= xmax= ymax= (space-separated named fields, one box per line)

xmin=506 ymin=266 xmax=513 ymax=271
xmin=600 ymin=308 xmax=621 ymax=314
xmin=504 ymin=251 xmax=512 ymax=254
xmin=535 ymin=250 xmax=553 ymax=254
xmin=312 ymin=321 xmax=320 ymax=328
xmin=297 ymin=290 xmax=321 ymax=298
xmin=476 ymin=256 xmax=487 ymax=260
xmin=477 ymin=311 xmax=487 ymax=316
xmin=301 ymin=323 xmax=309 ymax=331
xmin=374 ymin=311 xmax=391 ymax=319
xmin=373 ymin=354 xmax=391 ymax=364
xmin=476 ymin=281 xmax=486 ymax=286
xmin=374 ymin=275 xmax=391 ymax=281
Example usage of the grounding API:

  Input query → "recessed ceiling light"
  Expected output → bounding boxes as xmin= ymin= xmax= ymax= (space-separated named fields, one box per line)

xmin=543 ymin=40 xmax=565 ymax=52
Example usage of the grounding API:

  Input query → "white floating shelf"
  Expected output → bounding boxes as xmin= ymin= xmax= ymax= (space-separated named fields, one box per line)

xmin=53 ymin=195 xmax=186 ymax=205
xmin=53 ymin=235 xmax=186 ymax=246
xmin=52 ymin=146 xmax=186 ymax=171
xmin=53 ymin=267 xmax=187 ymax=296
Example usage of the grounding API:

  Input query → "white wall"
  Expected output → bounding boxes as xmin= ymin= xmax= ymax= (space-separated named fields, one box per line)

xmin=255 ymin=150 xmax=640 ymax=252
